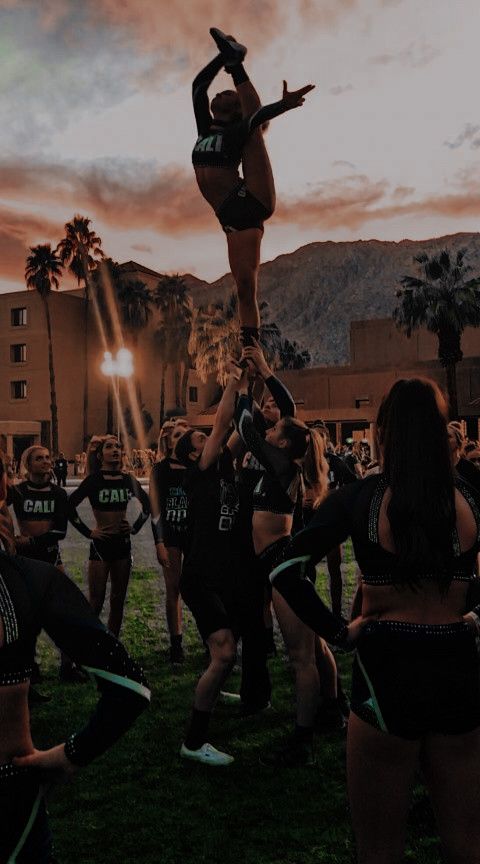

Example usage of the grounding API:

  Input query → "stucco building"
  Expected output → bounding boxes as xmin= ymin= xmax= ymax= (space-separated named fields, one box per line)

xmin=1 ymin=262 xmax=479 ymax=460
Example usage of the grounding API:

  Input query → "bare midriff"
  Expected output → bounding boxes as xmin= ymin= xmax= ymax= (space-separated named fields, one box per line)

xmin=17 ymin=519 xmax=53 ymax=539
xmin=362 ymin=578 xmax=469 ymax=625
xmin=92 ymin=509 xmax=128 ymax=534
xmin=0 ymin=683 xmax=33 ymax=764
xmin=252 ymin=511 xmax=292 ymax=556
xmin=194 ymin=165 xmax=240 ymax=211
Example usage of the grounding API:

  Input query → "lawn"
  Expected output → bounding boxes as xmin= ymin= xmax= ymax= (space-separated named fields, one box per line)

xmin=32 ymin=545 xmax=441 ymax=864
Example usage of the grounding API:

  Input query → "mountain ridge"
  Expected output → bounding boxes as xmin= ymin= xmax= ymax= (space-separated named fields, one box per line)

xmin=183 ymin=232 xmax=480 ymax=365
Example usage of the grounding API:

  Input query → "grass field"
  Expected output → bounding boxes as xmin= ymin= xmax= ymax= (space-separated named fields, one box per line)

xmin=32 ymin=545 xmax=441 ymax=864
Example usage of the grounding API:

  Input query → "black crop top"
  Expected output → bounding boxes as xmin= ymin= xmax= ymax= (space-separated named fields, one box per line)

xmin=0 ymin=552 xmax=150 ymax=764
xmin=7 ymin=481 xmax=68 ymax=552
xmin=235 ymin=394 xmax=300 ymax=516
xmin=268 ymin=473 xmax=480 ymax=646
xmin=68 ymin=472 xmax=150 ymax=539
xmin=192 ymin=56 xmax=291 ymax=170
xmin=275 ymin=472 xmax=480 ymax=586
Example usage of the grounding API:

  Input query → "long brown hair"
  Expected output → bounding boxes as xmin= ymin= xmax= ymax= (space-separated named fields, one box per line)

xmin=86 ymin=435 xmax=121 ymax=475
xmin=376 ymin=377 xmax=455 ymax=589
xmin=281 ymin=418 xmax=329 ymax=508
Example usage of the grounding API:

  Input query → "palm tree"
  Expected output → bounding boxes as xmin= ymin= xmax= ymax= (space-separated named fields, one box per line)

xmin=116 ymin=278 xmax=152 ymax=398
xmin=153 ymin=275 xmax=193 ymax=409
xmin=56 ymin=215 xmax=104 ymax=445
xmin=189 ymin=294 xmax=293 ymax=385
xmin=25 ymin=244 xmax=63 ymax=452
xmin=394 ymin=249 xmax=480 ymax=418
xmin=277 ymin=338 xmax=311 ymax=369
xmin=154 ymin=326 xmax=169 ymax=426
xmin=189 ymin=293 xmax=239 ymax=386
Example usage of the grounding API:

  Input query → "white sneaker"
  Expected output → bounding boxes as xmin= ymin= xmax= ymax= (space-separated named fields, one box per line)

xmin=219 ymin=690 xmax=241 ymax=704
xmin=180 ymin=742 xmax=234 ymax=766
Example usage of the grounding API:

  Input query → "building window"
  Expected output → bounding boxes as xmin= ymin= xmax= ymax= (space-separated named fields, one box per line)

xmin=11 ymin=380 xmax=27 ymax=400
xmin=189 ymin=386 xmax=198 ymax=403
xmin=11 ymin=307 xmax=27 ymax=327
xmin=10 ymin=344 xmax=26 ymax=363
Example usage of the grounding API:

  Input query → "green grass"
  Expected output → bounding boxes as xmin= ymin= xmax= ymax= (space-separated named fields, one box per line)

xmin=32 ymin=545 xmax=440 ymax=863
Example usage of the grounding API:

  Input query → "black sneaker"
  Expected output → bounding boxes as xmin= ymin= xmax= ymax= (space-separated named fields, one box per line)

xmin=169 ymin=643 xmax=185 ymax=666
xmin=260 ymin=738 xmax=316 ymax=767
xmin=315 ymin=700 xmax=346 ymax=733
xmin=209 ymin=28 xmax=247 ymax=67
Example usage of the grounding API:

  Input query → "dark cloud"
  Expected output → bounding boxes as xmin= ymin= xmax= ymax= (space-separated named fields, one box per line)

xmin=131 ymin=243 xmax=153 ymax=254
xmin=333 ymin=160 xmax=356 ymax=169
xmin=329 ymin=84 xmax=353 ymax=96
xmin=0 ymin=157 xmax=215 ymax=235
xmin=275 ymin=172 xmax=480 ymax=230
xmin=0 ymin=205 xmax=64 ymax=283
xmin=393 ymin=186 xmax=415 ymax=199
xmin=2 ymin=157 xmax=480 ymax=286
xmin=275 ymin=175 xmax=389 ymax=229
xmin=369 ymin=39 xmax=441 ymax=69
xmin=444 ymin=123 xmax=480 ymax=150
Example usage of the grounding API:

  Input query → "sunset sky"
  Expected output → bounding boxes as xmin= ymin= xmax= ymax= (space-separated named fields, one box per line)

xmin=1 ymin=0 xmax=479 ymax=292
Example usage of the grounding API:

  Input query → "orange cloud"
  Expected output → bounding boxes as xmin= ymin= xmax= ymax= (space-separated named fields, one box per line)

xmin=0 ymin=159 xmax=214 ymax=234
xmin=1 ymin=0 xmax=358 ymax=62
xmin=2 ymin=158 xmax=480 ymax=287
xmin=275 ymin=174 xmax=480 ymax=230
xmin=275 ymin=176 xmax=390 ymax=229
xmin=0 ymin=206 xmax=64 ymax=283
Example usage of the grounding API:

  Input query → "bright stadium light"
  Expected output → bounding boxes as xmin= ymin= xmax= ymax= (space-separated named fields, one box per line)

xmin=115 ymin=348 xmax=134 ymax=378
xmin=100 ymin=349 xmax=134 ymax=438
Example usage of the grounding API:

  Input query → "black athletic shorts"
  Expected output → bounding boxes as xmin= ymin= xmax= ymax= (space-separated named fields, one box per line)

xmin=216 ymin=182 xmax=273 ymax=233
xmin=351 ymin=620 xmax=480 ymax=739
xmin=180 ymin=564 xmax=239 ymax=642
xmin=22 ymin=545 xmax=63 ymax=568
xmin=89 ymin=536 xmax=132 ymax=563
xmin=0 ymin=766 xmax=53 ymax=863
xmin=163 ymin=528 xmax=188 ymax=553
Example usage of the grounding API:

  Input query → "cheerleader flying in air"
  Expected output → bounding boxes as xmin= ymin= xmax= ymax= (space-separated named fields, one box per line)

xmin=192 ymin=28 xmax=314 ymax=346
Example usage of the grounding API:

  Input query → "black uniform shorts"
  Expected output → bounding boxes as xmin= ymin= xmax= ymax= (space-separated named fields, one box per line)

xmin=180 ymin=562 xmax=239 ymax=642
xmin=89 ymin=536 xmax=132 ymax=563
xmin=351 ymin=620 xmax=480 ymax=739
xmin=0 ymin=766 xmax=52 ymax=864
xmin=216 ymin=182 xmax=273 ymax=234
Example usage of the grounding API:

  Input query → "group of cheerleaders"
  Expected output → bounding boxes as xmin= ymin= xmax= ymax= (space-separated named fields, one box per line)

xmin=2 ymin=27 xmax=480 ymax=864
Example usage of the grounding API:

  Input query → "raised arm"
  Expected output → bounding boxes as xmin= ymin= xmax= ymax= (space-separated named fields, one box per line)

xmin=12 ymin=558 xmax=150 ymax=770
xmin=241 ymin=81 xmax=315 ymax=136
xmin=234 ymin=392 xmax=291 ymax=476
xmin=192 ymin=54 xmax=225 ymax=134
xmin=242 ymin=341 xmax=296 ymax=418
xmin=128 ymin=474 xmax=151 ymax=535
xmin=200 ymin=365 xmax=244 ymax=470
